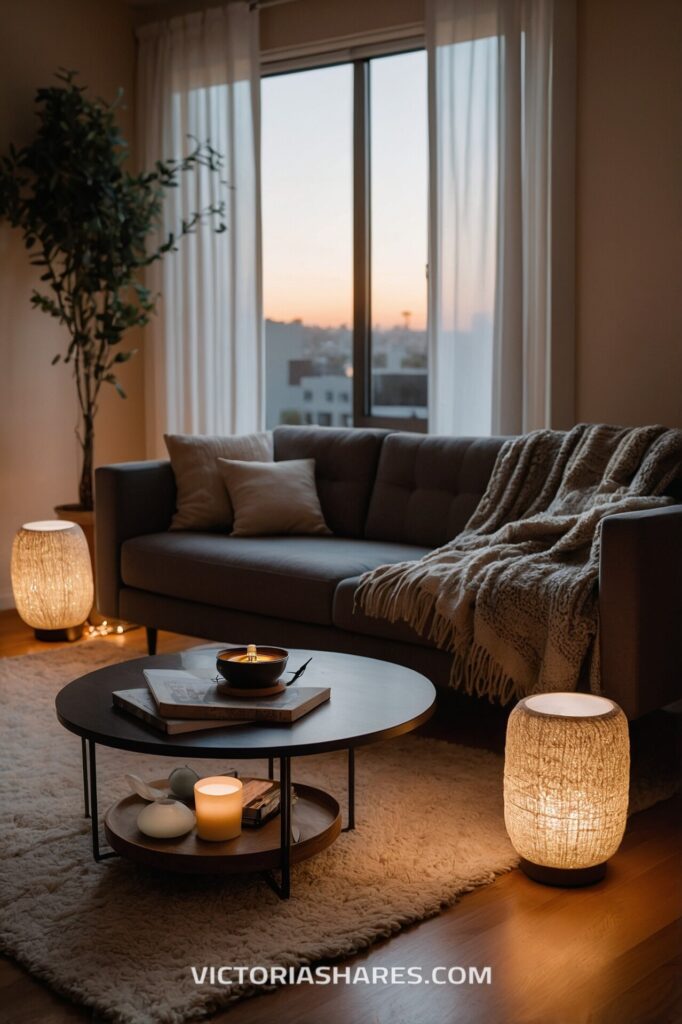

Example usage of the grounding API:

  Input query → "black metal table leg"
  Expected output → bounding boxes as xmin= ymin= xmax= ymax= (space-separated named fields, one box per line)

xmin=343 ymin=746 xmax=355 ymax=832
xmin=279 ymin=755 xmax=291 ymax=898
xmin=262 ymin=755 xmax=291 ymax=899
xmin=81 ymin=736 xmax=90 ymax=818
xmin=268 ymin=756 xmax=274 ymax=779
xmin=146 ymin=627 xmax=157 ymax=655
xmin=87 ymin=740 xmax=117 ymax=863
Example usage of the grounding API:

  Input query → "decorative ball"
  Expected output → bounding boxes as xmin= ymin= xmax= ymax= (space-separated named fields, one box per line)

xmin=136 ymin=798 xmax=196 ymax=839
xmin=168 ymin=765 xmax=200 ymax=800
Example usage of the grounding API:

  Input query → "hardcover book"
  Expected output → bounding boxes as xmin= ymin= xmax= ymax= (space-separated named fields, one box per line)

xmin=112 ymin=688 xmax=252 ymax=735
xmin=241 ymin=779 xmax=281 ymax=825
xmin=143 ymin=670 xmax=331 ymax=723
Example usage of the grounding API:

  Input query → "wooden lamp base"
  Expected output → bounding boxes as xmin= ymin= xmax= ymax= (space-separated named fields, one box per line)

xmin=519 ymin=857 xmax=607 ymax=887
xmin=35 ymin=625 xmax=83 ymax=642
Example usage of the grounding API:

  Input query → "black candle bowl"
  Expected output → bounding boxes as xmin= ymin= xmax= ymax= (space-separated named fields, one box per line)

xmin=216 ymin=647 xmax=289 ymax=689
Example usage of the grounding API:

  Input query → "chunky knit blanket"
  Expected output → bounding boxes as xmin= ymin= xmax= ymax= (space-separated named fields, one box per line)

xmin=355 ymin=424 xmax=682 ymax=703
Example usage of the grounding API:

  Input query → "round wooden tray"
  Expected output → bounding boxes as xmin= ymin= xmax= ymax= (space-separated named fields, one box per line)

xmin=103 ymin=779 xmax=341 ymax=874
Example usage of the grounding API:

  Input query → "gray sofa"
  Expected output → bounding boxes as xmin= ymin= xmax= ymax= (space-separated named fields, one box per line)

xmin=96 ymin=425 xmax=682 ymax=720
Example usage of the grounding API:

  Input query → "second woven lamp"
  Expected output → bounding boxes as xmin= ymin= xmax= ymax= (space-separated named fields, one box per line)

xmin=504 ymin=692 xmax=630 ymax=886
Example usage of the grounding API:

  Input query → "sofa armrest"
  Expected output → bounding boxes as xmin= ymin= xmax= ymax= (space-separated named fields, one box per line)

xmin=95 ymin=461 xmax=176 ymax=618
xmin=599 ymin=504 xmax=682 ymax=719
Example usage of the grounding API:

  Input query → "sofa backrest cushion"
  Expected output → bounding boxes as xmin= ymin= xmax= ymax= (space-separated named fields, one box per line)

xmin=273 ymin=426 xmax=388 ymax=538
xmin=364 ymin=433 xmax=509 ymax=547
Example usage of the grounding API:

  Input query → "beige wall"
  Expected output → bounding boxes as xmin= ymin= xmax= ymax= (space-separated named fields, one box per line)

xmin=259 ymin=0 xmax=422 ymax=51
xmin=575 ymin=0 xmax=682 ymax=427
xmin=0 ymin=0 xmax=145 ymax=606
xmin=133 ymin=0 xmax=423 ymax=47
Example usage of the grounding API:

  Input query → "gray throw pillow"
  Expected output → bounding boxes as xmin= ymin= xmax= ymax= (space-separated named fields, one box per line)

xmin=217 ymin=458 xmax=332 ymax=537
xmin=165 ymin=432 xmax=273 ymax=531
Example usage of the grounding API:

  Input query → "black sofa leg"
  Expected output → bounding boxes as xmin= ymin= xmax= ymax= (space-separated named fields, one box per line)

xmin=146 ymin=627 xmax=158 ymax=656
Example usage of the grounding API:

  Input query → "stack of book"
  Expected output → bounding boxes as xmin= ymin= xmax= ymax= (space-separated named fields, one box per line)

xmin=112 ymin=669 xmax=331 ymax=736
xmin=240 ymin=779 xmax=288 ymax=827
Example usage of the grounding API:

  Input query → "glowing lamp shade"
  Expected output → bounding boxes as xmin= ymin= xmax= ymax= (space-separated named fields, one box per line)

xmin=11 ymin=521 xmax=93 ymax=640
xmin=504 ymin=693 xmax=630 ymax=886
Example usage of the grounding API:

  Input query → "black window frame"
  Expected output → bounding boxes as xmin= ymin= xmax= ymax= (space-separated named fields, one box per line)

xmin=262 ymin=49 xmax=428 ymax=433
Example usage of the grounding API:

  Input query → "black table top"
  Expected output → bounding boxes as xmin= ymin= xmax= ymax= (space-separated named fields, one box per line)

xmin=55 ymin=647 xmax=437 ymax=758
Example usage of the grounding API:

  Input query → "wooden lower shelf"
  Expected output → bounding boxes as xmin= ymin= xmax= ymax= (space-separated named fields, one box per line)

xmin=103 ymin=780 xmax=341 ymax=875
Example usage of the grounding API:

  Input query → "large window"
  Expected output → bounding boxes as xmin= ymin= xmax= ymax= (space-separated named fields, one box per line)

xmin=262 ymin=50 xmax=427 ymax=430
xmin=262 ymin=65 xmax=353 ymax=429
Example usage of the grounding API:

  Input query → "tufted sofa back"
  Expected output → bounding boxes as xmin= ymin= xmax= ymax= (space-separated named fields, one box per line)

xmin=273 ymin=425 xmax=388 ymax=538
xmin=364 ymin=433 xmax=509 ymax=547
xmin=273 ymin=425 xmax=510 ymax=545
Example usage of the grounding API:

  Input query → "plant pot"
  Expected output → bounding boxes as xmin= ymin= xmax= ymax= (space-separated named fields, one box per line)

xmin=53 ymin=504 xmax=103 ymax=626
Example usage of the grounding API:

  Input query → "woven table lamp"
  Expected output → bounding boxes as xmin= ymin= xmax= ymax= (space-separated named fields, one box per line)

xmin=504 ymin=693 xmax=630 ymax=886
xmin=11 ymin=520 xmax=94 ymax=641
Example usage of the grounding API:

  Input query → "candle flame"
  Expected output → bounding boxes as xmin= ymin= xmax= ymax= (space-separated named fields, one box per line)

xmin=198 ymin=783 xmax=241 ymax=796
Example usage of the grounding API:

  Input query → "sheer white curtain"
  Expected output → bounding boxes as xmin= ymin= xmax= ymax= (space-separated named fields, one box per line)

xmin=427 ymin=0 xmax=564 ymax=436
xmin=137 ymin=4 xmax=262 ymax=456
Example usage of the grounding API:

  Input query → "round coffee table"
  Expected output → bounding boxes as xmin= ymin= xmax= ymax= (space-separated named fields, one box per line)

xmin=55 ymin=646 xmax=436 ymax=897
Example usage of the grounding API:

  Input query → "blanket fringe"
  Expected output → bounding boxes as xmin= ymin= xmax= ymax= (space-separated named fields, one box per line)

xmin=355 ymin=567 xmax=436 ymax=636
xmin=356 ymin=574 xmax=523 ymax=705
xmin=449 ymin=643 xmax=524 ymax=706
xmin=432 ymin=606 xmax=524 ymax=705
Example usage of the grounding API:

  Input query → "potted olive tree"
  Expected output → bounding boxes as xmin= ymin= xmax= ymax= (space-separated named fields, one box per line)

xmin=0 ymin=70 xmax=225 ymax=620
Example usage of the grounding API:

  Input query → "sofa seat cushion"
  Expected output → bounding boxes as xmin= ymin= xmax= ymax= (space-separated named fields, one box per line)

xmin=121 ymin=533 xmax=429 ymax=627
xmin=333 ymin=576 xmax=436 ymax=648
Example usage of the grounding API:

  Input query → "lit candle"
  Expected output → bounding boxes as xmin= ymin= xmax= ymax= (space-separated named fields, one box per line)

xmin=216 ymin=645 xmax=289 ymax=687
xmin=194 ymin=776 xmax=243 ymax=841
xmin=235 ymin=644 xmax=279 ymax=664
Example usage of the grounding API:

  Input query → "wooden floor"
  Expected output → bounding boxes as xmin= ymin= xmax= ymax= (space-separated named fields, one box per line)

xmin=1 ymin=610 xmax=680 ymax=1024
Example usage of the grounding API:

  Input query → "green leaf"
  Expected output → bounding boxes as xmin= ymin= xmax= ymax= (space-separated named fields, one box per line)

xmin=113 ymin=349 xmax=136 ymax=363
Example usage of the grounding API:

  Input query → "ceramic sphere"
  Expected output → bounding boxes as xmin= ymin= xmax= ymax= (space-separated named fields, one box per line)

xmin=168 ymin=765 xmax=200 ymax=800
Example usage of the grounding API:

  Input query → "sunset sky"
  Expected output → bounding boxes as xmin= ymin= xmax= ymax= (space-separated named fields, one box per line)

xmin=261 ymin=51 xmax=428 ymax=331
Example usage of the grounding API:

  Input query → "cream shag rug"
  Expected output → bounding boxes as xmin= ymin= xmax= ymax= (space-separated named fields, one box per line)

xmin=0 ymin=643 xmax=674 ymax=1024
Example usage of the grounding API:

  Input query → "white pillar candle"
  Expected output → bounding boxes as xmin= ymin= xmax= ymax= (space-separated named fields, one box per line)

xmin=194 ymin=776 xmax=243 ymax=841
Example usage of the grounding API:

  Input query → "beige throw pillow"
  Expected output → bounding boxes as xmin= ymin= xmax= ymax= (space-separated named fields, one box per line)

xmin=165 ymin=432 xmax=273 ymax=531
xmin=217 ymin=458 xmax=331 ymax=537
